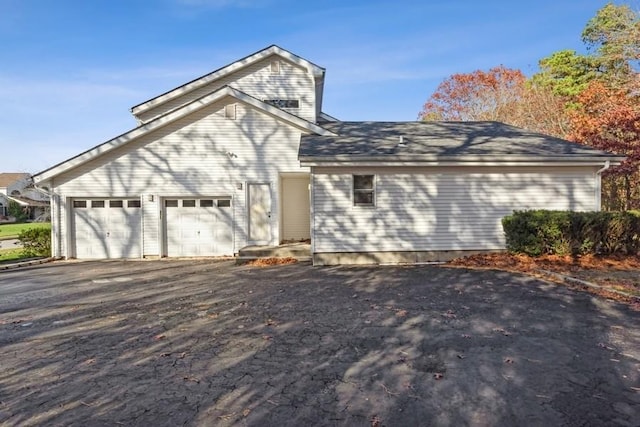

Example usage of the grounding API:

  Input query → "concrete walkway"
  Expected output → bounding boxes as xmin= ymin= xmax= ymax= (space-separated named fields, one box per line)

xmin=0 ymin=238 xmax=22 ymax=249
xmin=237 ymin=242 xmax=310 ymax=262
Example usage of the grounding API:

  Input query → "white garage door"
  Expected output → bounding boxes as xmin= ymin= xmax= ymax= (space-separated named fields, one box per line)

xmin=164 ymin=198 xmax=233 ymax=257
xmin=73 ymin=199 xmax=142 ymax=259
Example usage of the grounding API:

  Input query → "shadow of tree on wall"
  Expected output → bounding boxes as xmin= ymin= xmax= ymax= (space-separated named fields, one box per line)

xmin=311 ymin=121 xmax=591 ymax=261
xmin=55 ymin=89 xmax=301 ymax=257
xmin=0 ymin=261 xmax=638 ymax=426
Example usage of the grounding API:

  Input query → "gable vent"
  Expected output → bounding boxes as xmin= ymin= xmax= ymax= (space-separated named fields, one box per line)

xmin=224 ymin=104 xmax=236 ymax=120
xmin=270 ymin=60 xmax=280 ymax=74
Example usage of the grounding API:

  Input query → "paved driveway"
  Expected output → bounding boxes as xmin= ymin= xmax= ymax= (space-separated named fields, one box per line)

xmin=0 ymin=260 xmax=638 ymax=426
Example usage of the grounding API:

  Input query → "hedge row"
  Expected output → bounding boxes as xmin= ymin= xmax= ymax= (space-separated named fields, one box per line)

xmin=502 ymin=210 xmax=640 ymax=256
xmin=18 ymin=227 xmax=51 ymax=257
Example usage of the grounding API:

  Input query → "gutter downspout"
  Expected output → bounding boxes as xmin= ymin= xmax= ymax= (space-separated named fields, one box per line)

xmin=595 ymin=161 xmax=610 ymax=211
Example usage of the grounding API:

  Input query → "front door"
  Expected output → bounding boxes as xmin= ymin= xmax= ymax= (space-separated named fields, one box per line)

xmin=248 ymin=183 xmax=271 ymax=244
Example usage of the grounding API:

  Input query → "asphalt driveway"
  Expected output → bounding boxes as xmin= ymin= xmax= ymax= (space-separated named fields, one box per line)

xmin=0 ymin=260 xmax=638 ymax=426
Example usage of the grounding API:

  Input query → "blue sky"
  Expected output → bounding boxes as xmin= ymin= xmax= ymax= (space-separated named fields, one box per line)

xmin=0 ymin=0 xmax=621 ymax=173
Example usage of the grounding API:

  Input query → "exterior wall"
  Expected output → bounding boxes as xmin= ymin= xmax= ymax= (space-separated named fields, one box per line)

xmin=311 ymin=166 xmax=599 ymax=255
xmin=51 ymin=97 xmax=308 ymax=258
xmin=135 ymin=56 xmax=318 ymax=124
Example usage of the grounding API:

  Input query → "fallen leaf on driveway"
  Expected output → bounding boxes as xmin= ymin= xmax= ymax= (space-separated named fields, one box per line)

xmin=433 ymin=373 xmax=444 ymax=380
xmin=597 ymin=342 xmax=614 ymax=350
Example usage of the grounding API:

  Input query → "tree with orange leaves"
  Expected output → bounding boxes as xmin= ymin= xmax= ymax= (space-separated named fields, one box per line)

xmin=569 ymin=80 xmax=640 ymax=210
xmin=419 ymin=66 xmax=568 ymax=138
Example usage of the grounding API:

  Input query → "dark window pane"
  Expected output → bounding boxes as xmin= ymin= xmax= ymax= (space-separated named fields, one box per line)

xmin=354 ymin=175 xmax=374 ymax=190
xmin=92 ymin=200 xmax=105 ymax=208
xmin=217 ymin=199 xmax=231 ymax=208
xmin=183 ymin=200 xmax=196 ymax=207
xmin=354 ymin=192 xmax=374 ymax=205
xmin=73 ymin=200 xmax=87 ymax=208
xmin=264 ymin=99 xmax=299 ymax=109
xmin=165 ymin=200 xmax=178 ymax=208
xmin=200 ymin=199 xmax=214 ymax=207
xmin=109 ymin=200 xmax=123 ymax=208
xmin=128 ymin=200 xmax=141 ymax=208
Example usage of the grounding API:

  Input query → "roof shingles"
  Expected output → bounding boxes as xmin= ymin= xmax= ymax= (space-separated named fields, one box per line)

xmin=300 ymin=121 xmax=622 ymax=162
xmin=0 ymin=173 xmax=29 ymax=188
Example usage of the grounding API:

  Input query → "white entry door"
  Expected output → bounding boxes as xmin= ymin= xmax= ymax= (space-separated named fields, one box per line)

xmin=73 ymin=199 xmax=142 ymax=259
xmin=248 ymin=183 xmax=271 ymax=244
xmin=164 ymin=198 xmax=233 ymax=257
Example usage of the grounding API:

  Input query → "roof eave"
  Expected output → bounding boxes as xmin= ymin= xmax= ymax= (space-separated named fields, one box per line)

xmin=34 ymin=86 xmax=334 ymax=183
xmin=131 ymin=45 xmax=325 ymax=116
xmin=299 ymin=155 xmax=626 ymax=167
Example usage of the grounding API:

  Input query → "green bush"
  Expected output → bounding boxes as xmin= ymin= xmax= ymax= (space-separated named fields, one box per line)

xmin=502 ymin=210 xmax=640 ymax=256
xmin=18 ymin=227 xmax=51 ymax=257
xmin=8 ymin=201 xmax=28 ymax=222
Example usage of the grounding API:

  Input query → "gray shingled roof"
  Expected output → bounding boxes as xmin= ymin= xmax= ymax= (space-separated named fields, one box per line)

xmin=299 ymin=121 xmax=622 ymax=163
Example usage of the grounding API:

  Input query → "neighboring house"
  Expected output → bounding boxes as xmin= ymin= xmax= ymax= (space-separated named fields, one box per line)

xmin=0 ymin=173 xmax=49 ymax=221
xmin=32 ymin=45 xmax=624 ymax=263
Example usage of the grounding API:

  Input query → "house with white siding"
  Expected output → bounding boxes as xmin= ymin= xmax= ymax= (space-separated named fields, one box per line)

xmin=32 ymin=45 xmax=623 ymax=264
xmin=0 ymin=173 xmax=49 ymax=221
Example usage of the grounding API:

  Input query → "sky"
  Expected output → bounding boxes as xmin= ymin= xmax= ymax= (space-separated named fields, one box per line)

xmin=0 ymin=0 xmax=629 ymax=173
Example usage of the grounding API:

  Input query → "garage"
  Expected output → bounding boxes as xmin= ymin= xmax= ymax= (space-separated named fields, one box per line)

xmin=72 ymin=199 xmax=142 ymax=259
xmin=164 ymin=198 xmax=233 ymax=257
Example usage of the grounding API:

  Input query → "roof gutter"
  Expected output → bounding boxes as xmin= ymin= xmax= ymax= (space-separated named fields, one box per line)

xmin=299 ymin=158 xmax=625 ymax=168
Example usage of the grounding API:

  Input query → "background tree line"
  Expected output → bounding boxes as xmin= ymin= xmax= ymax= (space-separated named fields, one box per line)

xmin=419 ymin=2 xmax=640 ymax=211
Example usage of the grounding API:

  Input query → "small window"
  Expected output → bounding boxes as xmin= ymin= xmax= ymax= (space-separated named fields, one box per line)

xmin=270 ymin=60 xmax=280 ymax=74
xmin=353 ymin=175 xmax=375 ymax=206
xmin=73 ymin=200 xmax=87 ymax=208
xmin=165 ymin=199 xmax=178 ymax=208
xmin=264 ymin=99 xmax=299 ymax=109
xmin=91 ymin=200 xmax=105 ymax=208
xmin=128 ymin=200 xmax=141 ymax=208
xmin=224 ymin=104 xmax=236 ymax=120
xmin=200 ymin=199 xmax=214 ymax=207
xmin=109 ymin=200 xmax=123 ymax=208
xmin=217 ymin=199 xmax=231 ymax=208
xmin=182 ymin=199 xmax=196 ymax=208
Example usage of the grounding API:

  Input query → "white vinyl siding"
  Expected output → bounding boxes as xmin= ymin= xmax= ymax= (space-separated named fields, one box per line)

xmin=135 ymin=57 xmax=317 ymax=123
xmin=51 ymin=99 xmax=307 ymax=258
xmin=312 ymin=166 xmax=598 ymax=253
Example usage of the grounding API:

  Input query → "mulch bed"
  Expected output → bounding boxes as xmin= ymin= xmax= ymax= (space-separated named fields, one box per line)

xmin=448 ymin=253 xmax=640 ymax=309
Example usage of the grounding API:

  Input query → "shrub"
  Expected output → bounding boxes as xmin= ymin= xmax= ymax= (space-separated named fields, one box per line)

xmin=18 ymin=227 xmax=51 ymax=257
xmin=502 ymin=210 xmax=640 ymax=256
xmin=8 ymin=201 xmax=28 ymax=222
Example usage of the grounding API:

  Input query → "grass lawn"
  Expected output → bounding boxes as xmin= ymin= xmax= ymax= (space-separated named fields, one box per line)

xmin=0 ymin=248 xmax=27 ymax=263
xmin=0 ymin=223 xmax=51 ymax=239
